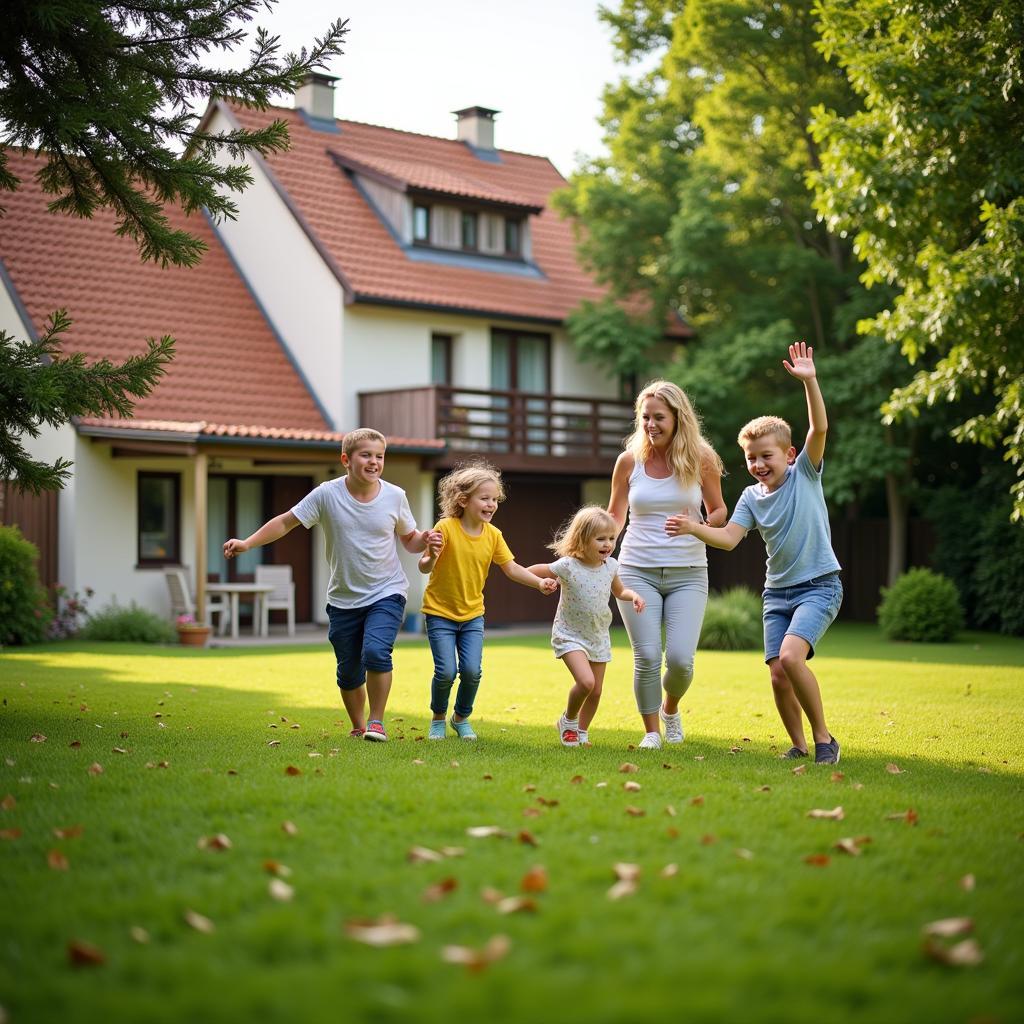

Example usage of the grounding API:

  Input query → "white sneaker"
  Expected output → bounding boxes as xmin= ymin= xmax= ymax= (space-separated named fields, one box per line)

xmin=557 ymin=715 xmax=580 ymax=747
xmin=660 ymin=707 xmax=684 ymax=744
xmin=578 ymin=729 xmax=590 ymax=746
xmin=638 ymin=731 xmax=662 ymax=750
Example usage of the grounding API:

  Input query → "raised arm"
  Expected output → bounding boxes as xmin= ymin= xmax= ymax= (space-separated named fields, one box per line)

xmin=783 ymin=341 xmax=827 ymax=468
xmin=607 ymin=451 xmax=634 ymax=536
xmin=223 ymin=511 xmax=300 ymax=559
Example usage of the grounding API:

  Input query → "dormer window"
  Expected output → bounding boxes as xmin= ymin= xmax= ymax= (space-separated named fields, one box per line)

xmin=413 ymin=204 xmax=430 ymax=242
xmin=505 ymin=218 xmax=521 ymax=257
xmin=461 ymin=211 xmax=478 ymax=251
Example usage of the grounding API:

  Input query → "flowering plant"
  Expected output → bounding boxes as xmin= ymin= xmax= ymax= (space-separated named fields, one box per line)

xmin=176 ymin=614 xmax=197 ymax=627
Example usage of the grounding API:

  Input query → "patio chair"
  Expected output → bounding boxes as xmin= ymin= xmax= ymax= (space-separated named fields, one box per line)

xmin=164 ymin=569 xmax=229 ymax=634
xmin=255 ymin=564 xmax=296 ymax=636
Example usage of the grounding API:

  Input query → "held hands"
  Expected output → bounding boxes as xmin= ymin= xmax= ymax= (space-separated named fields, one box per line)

xmin=537 ymin=577 xmax=559 ymax=595
xmin=664 ymin=512 xmax=698 ymax=537
xmin=424 ymin=530 xmax=444 ymax=557
xmin=223 ymin=538 xmax=248 ymax=559
xmin=783 ymin=341 xmax=816 ymax=381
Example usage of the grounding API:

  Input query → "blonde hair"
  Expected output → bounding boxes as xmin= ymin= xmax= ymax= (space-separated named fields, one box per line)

xmin=548 ymin=505 xmax=618 ymax=560
xmin=342 ymin=427 xmax=386 ymax=457
xmin=737 ymin=415 xmax=792 ymax=449
xmin=625 ymin=380 xmax=723 ymax=483
xmin=437 ymin=460 xmax=506 ymax=519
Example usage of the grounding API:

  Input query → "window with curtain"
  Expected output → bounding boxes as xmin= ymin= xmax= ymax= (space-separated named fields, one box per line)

xmin=431 ymin=334 xmax=453 ymax=385
xmin=137 ymin=472 xmax=180 ymax=566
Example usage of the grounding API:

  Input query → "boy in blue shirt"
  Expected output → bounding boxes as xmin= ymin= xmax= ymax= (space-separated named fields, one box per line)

xmin=669 ymin=342 xmax=842 ymax=764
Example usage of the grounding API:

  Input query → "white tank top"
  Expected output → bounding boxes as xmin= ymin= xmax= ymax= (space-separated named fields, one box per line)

xmin=618 ymin=459 xmax=707 ymax=568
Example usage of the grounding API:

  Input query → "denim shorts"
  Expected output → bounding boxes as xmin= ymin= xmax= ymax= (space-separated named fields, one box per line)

xmin=326 ymin=593 xmax=406 ymax=690
xmin=762 ymin=572 xmax=843 ymax=663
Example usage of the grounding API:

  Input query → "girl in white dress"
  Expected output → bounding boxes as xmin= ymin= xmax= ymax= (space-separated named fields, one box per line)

xmin=529 ymin=507 xmax=645 ymax=747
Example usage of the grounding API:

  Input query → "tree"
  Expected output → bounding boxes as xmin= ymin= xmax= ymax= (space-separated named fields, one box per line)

xmin=0 ymin=1 xmax=347 ymax=491
xmin=558 ymin=0 xmax=921 ymax=580
xmin=810 ymin=0 xmax=1024 ymax=519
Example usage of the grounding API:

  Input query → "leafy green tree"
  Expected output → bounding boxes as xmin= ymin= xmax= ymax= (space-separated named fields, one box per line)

xmin=810 ymin=0 xmax=1024 ymax=519
xmin=0 ymin=1 xmax=347 ymax=492
xmin=559 ymin=0 xmax=920 ymax=579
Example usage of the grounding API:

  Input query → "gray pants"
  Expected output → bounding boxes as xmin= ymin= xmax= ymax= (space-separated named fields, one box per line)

xmin=616 ymin=566 xmax=709 ymax=715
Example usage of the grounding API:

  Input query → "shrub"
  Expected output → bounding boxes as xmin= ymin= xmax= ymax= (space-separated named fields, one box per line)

xmin=0 ymin=524 xmax=53 ymax=645
xmin=877 ymin=568 xmax=964 ymax=642
xmin=700 ymin=587 xmax=762 ymax=650
xmin=49 ymin=585 xmax=94 ymax=640
xmin=79 ymin=602 xmax=177 ymax=644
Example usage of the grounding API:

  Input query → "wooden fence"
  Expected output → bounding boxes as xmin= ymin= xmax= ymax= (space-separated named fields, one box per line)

xmin=1 ymin=483 xmax=59 ymax=595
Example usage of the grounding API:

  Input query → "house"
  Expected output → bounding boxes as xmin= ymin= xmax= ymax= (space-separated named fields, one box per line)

xmin=0 ymin=75 xmax=687 ymax=629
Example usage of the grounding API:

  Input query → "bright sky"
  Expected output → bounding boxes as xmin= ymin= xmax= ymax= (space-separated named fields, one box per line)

xmin=252 ymin=0 xmax=632 ymax=177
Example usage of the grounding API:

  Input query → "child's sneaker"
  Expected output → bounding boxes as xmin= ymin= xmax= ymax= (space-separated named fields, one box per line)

xmin=557 ymin=715 xmax=580 ymax=747
xmin=578 ymin=729 xmax=590 ymax=747
xmin=659 ymin=707 xmax=684 ymax=744
xmin=364 ymin=720 xmax=388 ymax=742
xmin=348 ymin=727 xmax=366 ymax=739
xmin=814 ymin=735 xmax=840 ymax=765
xmin=449 ymin=716 xmax=477 ymax=741
xmin=428 ymin=719 xmax=446 ymax=740
xmin=638 ymin=731 xmax=662 ymax=750
xmin=780 ymin=745 xmax=808 ymax=759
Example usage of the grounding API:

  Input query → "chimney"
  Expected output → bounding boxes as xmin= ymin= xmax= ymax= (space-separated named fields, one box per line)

xmin=295 ymin=72 xmax=339 ymax=122
xmin=454 ymin=106 xmax=499 ymax=151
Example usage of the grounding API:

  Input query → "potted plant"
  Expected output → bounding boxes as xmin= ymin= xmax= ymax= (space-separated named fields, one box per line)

xmin=176 ymin=614 xmax=211 ymax=647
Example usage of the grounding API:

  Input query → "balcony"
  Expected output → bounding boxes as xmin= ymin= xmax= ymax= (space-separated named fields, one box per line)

xmin=359 ymin=385 xmax=634 ymax=474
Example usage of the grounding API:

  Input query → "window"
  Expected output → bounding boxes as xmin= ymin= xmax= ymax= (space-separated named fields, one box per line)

xmin=137 ymin=472 xmax=180 ymax=566
xmin=460 ymin=211 xmax=478 ymax=250
xmin=504 ymin=218 xmax=521 ymax=256
xmin=431 ymin=334 xmax=453 ymax=385
xmin=413 ymin=204 xmax=430 ymax=242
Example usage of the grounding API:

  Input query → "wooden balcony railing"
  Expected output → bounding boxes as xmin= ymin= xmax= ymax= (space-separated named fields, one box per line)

xmin=359 ymin=385 xmax=634 ymax=471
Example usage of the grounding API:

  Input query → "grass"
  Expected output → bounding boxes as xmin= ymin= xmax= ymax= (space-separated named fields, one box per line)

xmin=1 ymin=623 xmax=1022 ymax=1024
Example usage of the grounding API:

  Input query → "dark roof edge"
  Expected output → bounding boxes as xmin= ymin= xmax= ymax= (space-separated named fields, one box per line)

xmin=350 ymin=293 xmax=565 ymax=327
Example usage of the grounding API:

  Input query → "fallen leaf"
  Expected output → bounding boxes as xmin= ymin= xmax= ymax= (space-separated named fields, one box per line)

xmin=522 ymin=807 xmax=541 ymax=818
xmin=700 ymin=834 xmax=717 ymax=845
xmin=922 ymin=917 xmax=974 ymax=939
xmin=735 ymin=848 xmax=755 ymax=861
xmin=67 ymin=940 xmax=105 ymax=966
xmin=269 ymin=878 xmax=294 ymax=902
xmin=613 ymin=863 xmax=641 ymax=882
xmin=522 ymin=784 xmax=536 ymax=793
xmin=570 ymin=775 xmax=584 ymax=785
xmin=536 ymin=796 xmax=559 ymax=807
xmin=284 ymin=765 xmax=302 ymax=776
xmin=619 ymin=763 xmax=640 ymax=774
xmin=521 ymin=865 xmax=548 ymax=893
xmin=263 ymin=859 xmax=292 ymax=877
xmin=959 ymin=874 xmax=976 ymax=892
xmin=197 ymin=833 xmax=232 ymax=851
xmin=623 ymin=781 xmax=642 ymax=792
xmin=497 ymin=896 xmax=538 ymax=914
xmin=69 ymin=741 xmax=81 ymax=749
xmin=660 ymin=863 xmax=679 ymax=878
xmin=281 ymin=820 xmax=298 ymax=836
xmin=792 ymin=764 xmax=807 ymax=775
xmin=1 ymin=794 xmax=14 ymax=811
xmin=442 ymin=934 xmax=511 ymax=972
xmin=885 ymin=763 xmax=903 ymax=774
xmin=52 ymin=825 xmax=84 ymax=840
xmin=607 ymin=879 xmax=637 ymax=900
xmin=885 ymin=808 xmax=919 ymax=825
xmin=0 ymin=828 xmax=22 ymax=841
xmin=625 ymin=806 xmax=646 ymax=817
xmin=407 ymin=845 xmax=444 ymax=863
xmin=666 ymin=826 xmax=680 ymax=839
xmin=518 ymin=830 xmax=539 ymax=847
xmin=665 ymin=804 xmax=677 ymax=817
xmin=595 ymin=781 xmax=608 ymax=789
xmin=807 ymin=806 xmax=845 ymax=820
xmin=482 ymin=773 xmax=493 ymax=781
xmin=833 ymin=837 xmax=865 ymax=856
xmin=112 ymin=747 xmax=128 ymax=755
xmin=480 ymin=886 xmax=504 ymax=905
xmin=30 ymin=733 xmax=46 ymax=744
xmin=450 ymin=760 xmax=460 ymax=768
xmin=345 ymin=918 xmax=420 ymax=946
xmin=466 ymin=826 xmax=508 ymax=839
xmin=184 ymin=909 xmax=215 ymax=933
xmin=728 ymin=746 xmax=742 ymax=754
xmin=47 ymin=849 xmax=69 ymax=871
xmin=690 ymin=795 xmax=704 ymax=807
xmin=803 ymin=853 xmax=830 ymax=867
xmin=267 ymin=740 xmax=281 ymax=747
xmin=129 ymin=926 xmax=150 ymax=944
xmin=830 ymin=772 xmax=844 ymax=782
xmin=923 ymin=937 xmax=984 ymax=967
xmin=757 ymin=785 xmax=772 ymax=792
xmin=87 ymin=763 xmax=104 ymax=776
xmin=662 ymin=763 xmax=673 ymax=770
xmin=440 ymin=846 xmax=464 ymax=858
xmin=422 ymin=877 xmax=458 ymax=903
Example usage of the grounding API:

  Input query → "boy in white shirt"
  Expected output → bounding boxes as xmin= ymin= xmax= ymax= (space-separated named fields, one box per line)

xmin=224 ymin=428 xmax=441 ymax=742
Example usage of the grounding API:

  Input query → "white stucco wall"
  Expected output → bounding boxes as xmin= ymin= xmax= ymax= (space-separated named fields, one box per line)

xmin=205 ymin=106 xmax=345 ymax=428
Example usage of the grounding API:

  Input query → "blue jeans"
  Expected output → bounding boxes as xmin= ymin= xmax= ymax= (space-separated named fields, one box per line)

xmin=326 ymin=594 xmax=406 ymax=691
xmin=763 ymin=572 xmax=843 ymax=663
xmin=425 ymin=614 xmax=484 ymax=718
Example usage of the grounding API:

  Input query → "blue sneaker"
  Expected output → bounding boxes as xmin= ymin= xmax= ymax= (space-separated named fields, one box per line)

xmin=781 ymin=746 xmax=808 ymax=760
xmin=428 ymin=719 xmax=446 ymax=740
xmin=814 ymin=735 xmax=840 ymax=765
xmin=449 ymin=715 xmax=477 ymax=741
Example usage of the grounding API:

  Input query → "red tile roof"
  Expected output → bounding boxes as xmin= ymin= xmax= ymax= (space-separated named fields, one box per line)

xmin=224 ymin=103 xmax=689 ymax=335
xmin=0 ymin=149 xmax=333 ymax=438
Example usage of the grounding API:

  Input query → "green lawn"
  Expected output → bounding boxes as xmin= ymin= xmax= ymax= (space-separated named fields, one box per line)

xmin=1 ymin=624 xmax=1022 ymax=1024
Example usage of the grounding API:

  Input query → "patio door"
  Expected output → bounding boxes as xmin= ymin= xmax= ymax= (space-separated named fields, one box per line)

xmin=491 ymin=330 xmax=550 ymax=454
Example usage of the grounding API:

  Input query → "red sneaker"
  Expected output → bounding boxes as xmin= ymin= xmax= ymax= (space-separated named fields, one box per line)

xmin=364 ymin=720 xmax=388 ymax=742
xmin=556 ymin=715 xmax=580 ymax=747
xmin=349 ymin=727 xmax=366 ymax=739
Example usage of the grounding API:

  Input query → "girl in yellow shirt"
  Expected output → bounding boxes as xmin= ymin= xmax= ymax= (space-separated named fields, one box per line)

xmin=419 ymin=462 xmax=557 ymax=740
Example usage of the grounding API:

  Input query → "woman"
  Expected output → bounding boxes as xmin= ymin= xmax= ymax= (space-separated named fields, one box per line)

xmin=608 ymin=381 xmax=727 ymax=749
